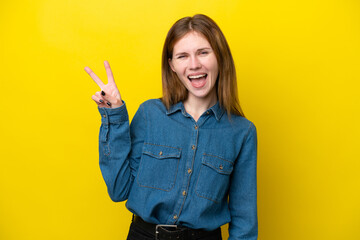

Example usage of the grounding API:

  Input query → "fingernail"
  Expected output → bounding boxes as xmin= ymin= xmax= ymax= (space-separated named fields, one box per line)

xmin=106 ymin=102 xmax=111 ymax=106
xmin=101 ymin=91 xmax=105 ymax=96
xmin=99 ymin=99 xmax=104 ymax=103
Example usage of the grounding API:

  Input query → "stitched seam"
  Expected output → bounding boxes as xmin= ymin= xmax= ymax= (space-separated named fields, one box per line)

xmin=202 ymin=162 xmax=232 ymax=174
xmin=136 ymin=142 xmax=181 ymax=192
xmin=195 ymin=167 xmax=220 ymax=203
xmin=143 ymin=151 xmax=180 ymax=159
xmin=244 ymin=122 xmax=254 ymax=142
xmin=136 ymin=156 xmax=179 ymax=192
xmin=203 ymin=153 xmax=233 ymax=165
xmin=144 ymin=142 xmax=182 ymax=151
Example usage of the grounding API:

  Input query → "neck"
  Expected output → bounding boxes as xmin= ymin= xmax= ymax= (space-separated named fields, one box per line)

xmin=183 ymin=90 xmax=217 ymax=122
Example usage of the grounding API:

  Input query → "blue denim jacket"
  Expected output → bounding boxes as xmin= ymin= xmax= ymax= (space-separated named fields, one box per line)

xmin=98 ymin=99 xmax=258 ymax=240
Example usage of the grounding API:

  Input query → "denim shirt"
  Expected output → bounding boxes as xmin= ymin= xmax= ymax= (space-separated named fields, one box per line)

xmin=97 ymin=99 xmax=258 ymax=240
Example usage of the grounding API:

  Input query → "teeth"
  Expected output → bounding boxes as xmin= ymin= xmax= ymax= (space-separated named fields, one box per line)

xmin=188 ymin=74 xmax=206 ymax=79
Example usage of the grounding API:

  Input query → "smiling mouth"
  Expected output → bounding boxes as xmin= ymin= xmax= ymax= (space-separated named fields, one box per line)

xmin=187 ymin=74 xmax=208 ymax=88
xmin=188 ymin=74 xmax=207 ymax=81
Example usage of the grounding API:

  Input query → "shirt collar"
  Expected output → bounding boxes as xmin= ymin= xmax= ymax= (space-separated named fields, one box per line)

xmin=166 ymin=101 xmax=225 ymax=121
xmin=166 ymin=101 xmax=184 ymax=115
xmin=208 ymin=101 xmax=225 ymax=121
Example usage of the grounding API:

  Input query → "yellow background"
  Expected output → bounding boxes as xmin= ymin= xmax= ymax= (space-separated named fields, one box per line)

xmin=1 ymin=0 xmax=359 ymax=239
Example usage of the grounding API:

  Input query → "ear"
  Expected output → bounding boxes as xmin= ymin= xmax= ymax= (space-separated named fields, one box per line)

xmin=168 ymin=58 xmax=176 ymax=72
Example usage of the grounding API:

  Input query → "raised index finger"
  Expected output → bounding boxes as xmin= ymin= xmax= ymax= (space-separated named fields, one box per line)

xmin=104 ymin=61 xmax=116 ymax=85
xmin=84 ymin=66 xmax=106 ymax=89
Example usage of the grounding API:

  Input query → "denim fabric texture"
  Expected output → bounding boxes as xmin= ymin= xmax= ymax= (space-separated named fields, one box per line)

xmin=98 ymin=99 xmax=258 ymax=240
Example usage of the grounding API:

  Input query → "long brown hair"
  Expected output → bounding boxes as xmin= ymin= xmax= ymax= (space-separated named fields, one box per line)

xmin=162 ymin=14 xmax=245 ymax=117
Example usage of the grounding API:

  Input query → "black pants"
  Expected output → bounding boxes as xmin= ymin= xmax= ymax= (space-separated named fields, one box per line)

xmin=126 ymin=219 xmax=222 ymax=240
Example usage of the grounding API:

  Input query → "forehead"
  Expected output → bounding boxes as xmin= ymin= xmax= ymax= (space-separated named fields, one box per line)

xmin=173 ymin=31 xmax=211 ymax=53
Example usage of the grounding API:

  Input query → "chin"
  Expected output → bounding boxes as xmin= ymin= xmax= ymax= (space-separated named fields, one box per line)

xmin=189 ymin=89 xmax=215 ymax=99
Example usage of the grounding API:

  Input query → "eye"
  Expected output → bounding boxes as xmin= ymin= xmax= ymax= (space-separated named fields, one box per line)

xmin=200 ymin=51 xmax=209 ymax=55
xmin=177 ymin=55 xmax=185 ymax=59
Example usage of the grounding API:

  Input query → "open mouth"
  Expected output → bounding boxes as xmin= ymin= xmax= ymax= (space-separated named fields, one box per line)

xmin=187 ymin=74 xmax=207 ymax=81
xmin=187 ymin=74 xmax=208 ymax=88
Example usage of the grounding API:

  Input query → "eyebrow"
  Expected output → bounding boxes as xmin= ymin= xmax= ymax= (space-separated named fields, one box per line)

xmin=174 ymin=47 xmax=212 ymax=56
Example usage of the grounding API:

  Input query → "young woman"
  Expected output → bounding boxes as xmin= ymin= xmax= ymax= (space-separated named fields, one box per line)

xmin=85 ymin=14 xmax=258 ymax=240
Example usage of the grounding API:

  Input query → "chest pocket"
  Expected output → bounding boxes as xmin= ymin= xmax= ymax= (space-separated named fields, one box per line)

xmin=195 ymin=153 xmax=234 ymax=203
xmin=136 ymin=143 xmax=181 ymax=191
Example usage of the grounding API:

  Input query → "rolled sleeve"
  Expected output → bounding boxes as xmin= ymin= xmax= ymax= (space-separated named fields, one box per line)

xmin=98 ymin=101 xmax=128 ymax=124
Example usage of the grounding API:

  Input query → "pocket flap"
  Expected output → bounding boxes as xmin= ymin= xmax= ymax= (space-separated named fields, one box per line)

xmin=143 ymin=143 xmax=181 ymax=159
xmin=202 ymin=154 xmax=233 ymax=174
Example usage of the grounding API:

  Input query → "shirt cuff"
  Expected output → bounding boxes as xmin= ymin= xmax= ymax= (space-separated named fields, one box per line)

xmin=98 ymin=101 xmax=128 ymax=124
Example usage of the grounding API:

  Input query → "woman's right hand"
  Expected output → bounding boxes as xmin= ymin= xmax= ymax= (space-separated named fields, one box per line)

xmin=85 ymin=61 xmax=123 ymax=109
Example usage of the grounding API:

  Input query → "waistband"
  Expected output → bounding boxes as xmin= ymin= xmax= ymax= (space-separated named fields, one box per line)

xmin=132 ymin=215 xmax=221 ymax=240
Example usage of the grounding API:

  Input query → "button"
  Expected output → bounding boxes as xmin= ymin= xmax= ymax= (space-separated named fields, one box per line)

xmin=103 ymin=114 xmax=106 ymax=118
xmin=206 ymin=111 xmax=210 ymax=115
xmin=173 ymin=215 xmax=178 ymax=219
xmin=219 ymin=165 xmax=223 ymax=170
xmin=182 ymin=191 xmax=187 ymax=196
xmin=194 ymin=125 xmax=198 ymax=130
xmin=191 ymin=145 xmax=196 ymax=150
xmin=187 ymin=168 xmax=192 ymax=174
xmin=159 ymin=151 xmax=163 ymax=156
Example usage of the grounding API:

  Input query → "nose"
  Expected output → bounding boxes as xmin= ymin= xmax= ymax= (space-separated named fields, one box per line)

xmin=189 ymin=56 xmax=201 ymax=70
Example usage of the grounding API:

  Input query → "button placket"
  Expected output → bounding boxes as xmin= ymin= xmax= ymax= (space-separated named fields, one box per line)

xmin=169 ymin=118 xmax=199 ymax=225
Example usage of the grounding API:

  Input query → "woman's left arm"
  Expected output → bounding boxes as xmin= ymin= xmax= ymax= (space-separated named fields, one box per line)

xmin=228 ymin=122 xmax=258 ymax=240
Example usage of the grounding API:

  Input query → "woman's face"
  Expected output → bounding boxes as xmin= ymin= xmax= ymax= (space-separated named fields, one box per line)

xmin=169 ymin=31 xmax=219 ymax=102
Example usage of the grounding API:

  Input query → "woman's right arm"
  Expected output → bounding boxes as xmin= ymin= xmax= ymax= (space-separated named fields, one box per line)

xmin=97 ymin=103 xmax=146 ymax=202
xmin=85 ymin=61 xmax=145 ymax=202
